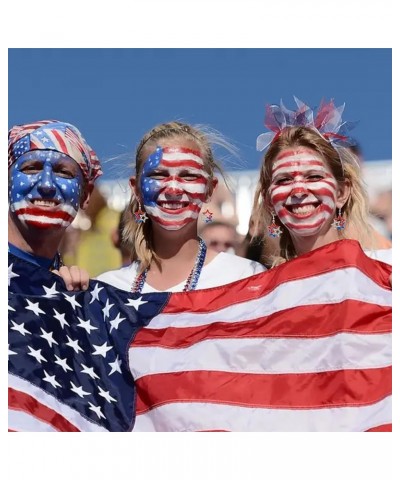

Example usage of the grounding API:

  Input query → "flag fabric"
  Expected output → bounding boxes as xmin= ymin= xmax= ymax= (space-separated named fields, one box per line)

xmin=130 ymin=240 xmax=392 ymax=432
xmin=8 ymin=253 xmax=169 ymax=432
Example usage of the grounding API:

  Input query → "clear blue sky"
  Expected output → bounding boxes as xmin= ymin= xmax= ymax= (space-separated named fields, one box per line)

xmin=8 ymin=48 xmax=391 ymax=179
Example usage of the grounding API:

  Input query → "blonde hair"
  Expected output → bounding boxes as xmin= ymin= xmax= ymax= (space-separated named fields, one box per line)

xmin=251 ymin=126 xmax=374 ymax=263
xmin=123 ymin=121 xmax=230 ymax=272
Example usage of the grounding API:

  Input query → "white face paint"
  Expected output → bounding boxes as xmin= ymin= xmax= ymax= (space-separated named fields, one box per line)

xmin=269 ymin=148 xmax=339 ymax=237
xmin=140 ymin=146 xmax=210 ymax=231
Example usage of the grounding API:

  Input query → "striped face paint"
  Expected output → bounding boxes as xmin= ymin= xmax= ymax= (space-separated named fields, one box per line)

xmin=269 ymin=148 xmax=338 ymax=237
xmin=140 ymin=146 xmax=209 ymax=230
xmin=9 ymin=150 xmax=83 ymax=229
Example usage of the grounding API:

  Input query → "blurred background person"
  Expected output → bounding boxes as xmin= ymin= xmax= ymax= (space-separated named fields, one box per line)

xmin=199 ymin=220 xmax=239 ymax=254
xmin=110 ymin=205 xmax=135 ymax=266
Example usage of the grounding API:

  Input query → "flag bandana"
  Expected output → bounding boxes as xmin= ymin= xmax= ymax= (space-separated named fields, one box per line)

xmin=8 ymin=253 xmax=168 ymax=432
xmin=130 ymin=240 xmax=392 ymax=432
xmin=8 ymin=120 xmax=102 ymax=183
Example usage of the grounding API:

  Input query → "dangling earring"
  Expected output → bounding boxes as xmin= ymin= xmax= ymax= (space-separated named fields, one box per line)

xmin=202 ymin=209 xmax=213 ymax=224
xmin=331 ymin=207 xmax=346 ymax=231
xmin=133 ymin=201 xmax=148 ymax=224
xmin=267 ymin=212 xmax=282 ymax=238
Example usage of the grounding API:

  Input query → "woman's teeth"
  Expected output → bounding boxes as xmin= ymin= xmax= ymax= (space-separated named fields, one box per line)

xmin=32 ymin=200 xmax=58 ymax=207
xmin=291 ymin=205 xmax=317 ymax=215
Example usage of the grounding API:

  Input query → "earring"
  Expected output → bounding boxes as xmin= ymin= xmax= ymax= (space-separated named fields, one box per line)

xmin=133 ymin=201 xmax=148 ymax=224
xmin=267 ymin=212 xmax=282 ymax=238
xmin=202 ymin=209 xmax=213 ymax=224
xmin=331 ymin=207 xmax=346 ymax=231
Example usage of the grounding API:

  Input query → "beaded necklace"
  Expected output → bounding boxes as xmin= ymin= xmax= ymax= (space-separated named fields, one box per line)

xmin=131 ymin=237 xmax=207 ymax=293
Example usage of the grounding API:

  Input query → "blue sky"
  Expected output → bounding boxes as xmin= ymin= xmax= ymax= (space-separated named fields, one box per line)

xmin=8 ymin=48 xmax=391 ymax=179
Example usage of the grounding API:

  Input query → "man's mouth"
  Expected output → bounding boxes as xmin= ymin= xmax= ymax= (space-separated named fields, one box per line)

xmin=31 ymin=200 xmax=60 ymax=208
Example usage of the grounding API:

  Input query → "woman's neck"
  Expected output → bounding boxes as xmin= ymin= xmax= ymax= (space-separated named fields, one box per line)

xmin=291 ymin=228 xmax=341 ymax=257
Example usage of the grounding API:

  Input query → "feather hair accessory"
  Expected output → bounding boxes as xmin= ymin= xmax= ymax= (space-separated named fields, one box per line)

xmin=256 ymin=96 xmax=358 ymax=152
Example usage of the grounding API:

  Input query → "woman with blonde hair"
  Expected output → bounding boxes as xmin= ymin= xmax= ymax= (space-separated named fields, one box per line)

xmin=96 ymin=121 xmax=265 ymax=292
xmin=251 ymin=97 xmax=391 ymax=266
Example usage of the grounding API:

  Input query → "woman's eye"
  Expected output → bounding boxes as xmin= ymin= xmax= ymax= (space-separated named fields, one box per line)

xmin=181 ymin=174 xmax=199 ymax=181
xmin=307 ymin=175 xmax=323 ymax=181
xmin=275 ymin=177 xmax=292 ymax=185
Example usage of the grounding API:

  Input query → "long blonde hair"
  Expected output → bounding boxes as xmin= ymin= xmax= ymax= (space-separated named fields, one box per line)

xmin=251 ymin=126 xmax=373 ymax=262
xmin=123 ymin=121 xmax=229 ymax=271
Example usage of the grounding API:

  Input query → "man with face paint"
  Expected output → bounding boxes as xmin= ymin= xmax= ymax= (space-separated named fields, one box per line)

xmin=8 ymin=120 xmax=102 ymax=287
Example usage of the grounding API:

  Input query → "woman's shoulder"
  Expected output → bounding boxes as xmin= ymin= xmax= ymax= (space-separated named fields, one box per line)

xmin=205 ymin=252 xmax=266 ymax=278
xmin=96 ymin=262 xmax=139 ymax=290
xmin=363 ymin=248 xmax=392 ymax=265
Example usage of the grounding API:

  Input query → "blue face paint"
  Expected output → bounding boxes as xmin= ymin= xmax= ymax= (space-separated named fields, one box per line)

xmin=140 ymin=146 xmax=163 ymax=207
xmin=9 ymin=150 xmax=84 ymax=229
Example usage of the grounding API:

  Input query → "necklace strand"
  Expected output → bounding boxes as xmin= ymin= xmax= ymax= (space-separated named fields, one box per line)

xmin=131 ymin=237 xmax=207 ymax=293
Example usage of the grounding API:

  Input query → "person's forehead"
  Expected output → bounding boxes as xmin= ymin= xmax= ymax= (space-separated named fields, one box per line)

xmin=17 ymin=150 xmax=77 ymax=165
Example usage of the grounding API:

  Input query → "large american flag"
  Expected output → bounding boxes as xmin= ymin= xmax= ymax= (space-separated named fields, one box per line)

xmin=130 ymin=240 xmax=392 ymax=432
xmin=8 ymin=253 xmax=168 ymax=432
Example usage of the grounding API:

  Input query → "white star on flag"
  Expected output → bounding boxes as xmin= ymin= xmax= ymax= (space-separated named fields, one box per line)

xmin=80 ymin=364 xmax=100 ymax=380
xmin=108 ymin=355 xmax=122 ymax=376
xmin=27 ymin=346 xmax=47 ymax=364
xmin=125 ymin=296 xmax=148 ymax=310
xmin=77 ymin=317 xmax=98 ymax=334
xmin=63 ymin=293 xmax=82 ymax=310
xmin=90 ymin=283 xmax=104 ymax=304
xmin=39 ymin=328 xmax=59 ymax=347
xmin=102 ymin=299 xmax=114 ymax=319
xmin=98 ymin=386 xmax=117 ymax=403
xmin=10 ymin=321 xmax=31 ymax=336
xmin=92 ymin=342 xmax=113 ymax=358
xmin=109 ymin=313 xmax=126 ymax=332
xmin=42 ymin=282 xmax=59 ymax=298
xmin=25 ymin=299 xmax=45 ymax=316
xmin=65 ymin=336 xmax=84 ymax=354
xmin=88 ymin=402 xmax=106 ymax=420
xmin=8 ymin=344 xmax=17 ymax=357
xmin=70 ymin=381 xmax=91 ymax=398
xmin=8 ymin=263 xmax=20 ymax=286
xmin=53 ymin=309 xmax=70 ymax=329
xmin=43 ymin=370 xmax=62 ymax=389
xmin=54 ymin=355 xmax=73 ymax=372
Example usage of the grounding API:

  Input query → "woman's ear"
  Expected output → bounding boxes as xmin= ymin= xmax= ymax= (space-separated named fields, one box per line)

xmin=336 ymin=179 xmax=351 ymax=209
xmin=129 ymin=176 xmax=140 ymax=199
xmin=205 ymin=177 xmax=218 ymax=202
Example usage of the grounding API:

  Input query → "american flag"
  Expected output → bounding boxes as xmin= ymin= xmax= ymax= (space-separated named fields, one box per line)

xmin=130 ymin=240 xmax=392 ymax=432
xmin=8 ymin=253 xmax=169 ymax=432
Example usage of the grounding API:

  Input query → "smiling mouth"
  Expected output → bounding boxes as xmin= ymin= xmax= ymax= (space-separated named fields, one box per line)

xmin=157 ymin=201 xmax=189 ymax=211
xmin=31 ymin=200 xmax=60 ymax=208
xmin=285 ymin=203 xmax=321 ymax=217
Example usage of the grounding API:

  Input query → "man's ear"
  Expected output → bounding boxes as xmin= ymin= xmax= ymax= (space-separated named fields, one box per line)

xmin=80 ymin=182 xmax=94 ymax=210
xmin=336 ymin=179 xmax=351 ymax=209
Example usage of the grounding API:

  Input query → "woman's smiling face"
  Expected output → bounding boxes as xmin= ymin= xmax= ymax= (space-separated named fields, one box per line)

xmin=139 ymin=140 xmax=210 ymax=231
xmin=268 ymin=147 xmax=339 ymax=237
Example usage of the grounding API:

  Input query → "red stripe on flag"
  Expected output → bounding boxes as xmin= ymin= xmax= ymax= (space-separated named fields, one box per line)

xmin=135 ymin=366 xmax=392 ymax=414
xmin=161 ymin=241 xmax=391 ymax=314
xmin=365 ymin=423 xmax=392 ymax=432
xmin=52 ymin=129 xmax=68 ymax=154
xmin=8 ymin=387 xmax=80 ymax=432
xmin=133 ymin=300 xmax=391 ymax=348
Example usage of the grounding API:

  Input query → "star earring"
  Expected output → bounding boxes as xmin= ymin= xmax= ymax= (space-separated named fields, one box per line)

xmin=133 ymin=201 xmax=148 ymax=224
xmin=202 ymin=209 xmax=213 ymax=224
xmin=267 ymin=212 xmax=282 ymax=238
xmin=331 ymin=207 xmax=346 ymax=231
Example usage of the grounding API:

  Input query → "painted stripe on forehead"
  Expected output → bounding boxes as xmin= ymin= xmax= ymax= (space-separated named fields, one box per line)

xmin=162 ymin=147 xmax=204 ymax=164
xmin=272 ymin=158 xmax=327 ymax=173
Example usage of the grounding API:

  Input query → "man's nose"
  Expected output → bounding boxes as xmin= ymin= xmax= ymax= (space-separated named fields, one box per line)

xmin=37 ymin=166 xmax=56 ymax=197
